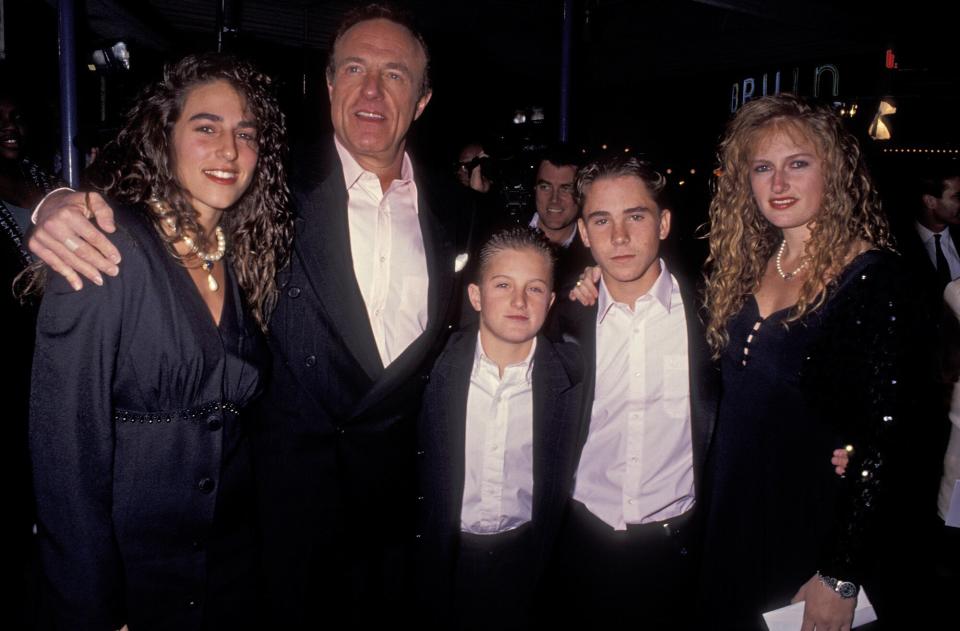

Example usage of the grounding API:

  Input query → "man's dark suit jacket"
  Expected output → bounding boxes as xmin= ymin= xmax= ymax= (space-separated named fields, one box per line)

xmin=893 ymin=220 xmax=960 ymax=306
xmin=415 ymin=328 xmax=586 ymax=623
xmin=553 ymin=230 xmax=595 ymax=295
xmin=255 ymin=141 xmax=470 ymax=624
xmin=548 ymin=272 xmax=720 ymax=526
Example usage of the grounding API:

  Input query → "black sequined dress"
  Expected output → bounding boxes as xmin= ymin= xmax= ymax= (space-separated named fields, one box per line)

xmin=699 ymin=250 xmax=931 ymax=629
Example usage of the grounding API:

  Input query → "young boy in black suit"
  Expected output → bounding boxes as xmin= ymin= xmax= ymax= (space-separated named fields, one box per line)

xmin=415 ymin=227 xmax=585 ymax=630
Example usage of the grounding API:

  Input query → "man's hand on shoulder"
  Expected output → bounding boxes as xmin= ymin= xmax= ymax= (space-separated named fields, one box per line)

xmin=567 ymin=265 xmax=601 ymax=306
xmin=29 ymin=190 xmax=120 ymax=291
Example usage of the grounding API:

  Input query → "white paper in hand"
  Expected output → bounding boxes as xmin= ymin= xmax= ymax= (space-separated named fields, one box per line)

xmin=761 ymin=587 xmax=876 ymax=631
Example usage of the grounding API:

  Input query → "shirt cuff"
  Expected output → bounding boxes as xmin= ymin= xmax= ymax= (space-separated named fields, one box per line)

xmin=31 ymin=187 xmax=75 ymax=224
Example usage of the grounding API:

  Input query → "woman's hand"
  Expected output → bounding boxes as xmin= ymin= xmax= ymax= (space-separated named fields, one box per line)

xmin=791 ymin=574 xmax=856 ymax=631
xmin=568 ymin=266 xmax=601 ymax=305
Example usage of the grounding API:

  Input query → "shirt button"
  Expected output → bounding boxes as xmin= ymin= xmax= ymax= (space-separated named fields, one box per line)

xmin=634 ymin=371 xmax=641 ymax=377
xmin=287 ymin=287 xmax=301 ymax=298
xmin=191 ymin=540 xmax=202 ymax=550
xmin=380 ymin=256 xmax=386 ymax=262
xmin=197 ymin=478 xmax=215 ymax=494
xmin=205 ymin=414 xmax=222 ymax=431
xmin=305 ymin=354 xmax=317 ymax=367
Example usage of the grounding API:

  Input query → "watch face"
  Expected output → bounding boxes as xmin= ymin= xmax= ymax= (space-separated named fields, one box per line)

xmin=836 ymin=581 xmax=858 ymax=598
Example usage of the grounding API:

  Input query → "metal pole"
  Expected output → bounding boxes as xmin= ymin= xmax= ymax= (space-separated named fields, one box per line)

xmin=559 ymin=0 xmax=574 ymax=142
xmin=58 ymin=0 xmax=80 ymax=187
xmin=1 ymin=0 xmax=8 ymax=60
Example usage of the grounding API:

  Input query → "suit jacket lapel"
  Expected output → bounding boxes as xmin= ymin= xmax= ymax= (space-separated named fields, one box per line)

xmin=295 ymin=150 xmax=384 ymax=381
xmin=352 ymin=168 xmax=458 ymax=417
xmin=560 ymin=302 xmax=598 ymax=452
xmin=444 ymin=332 xmax=475 ymax=524
xmin=951 ymin=226 xmax=960 ymax=266
xmin=418 ymin=170 xmax=457 ymax=340
xmin=531 ymin=336 xmax=574 ymax=525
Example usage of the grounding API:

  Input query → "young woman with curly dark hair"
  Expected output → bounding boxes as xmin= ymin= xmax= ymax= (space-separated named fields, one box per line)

xmin=29 ymin=53 xmax=292 ymax=630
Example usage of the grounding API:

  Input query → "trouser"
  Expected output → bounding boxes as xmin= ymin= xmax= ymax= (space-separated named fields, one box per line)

xmin=548 ymin=501 xmax=698 ymax=629
xmin=454 ymin=523 xmax=535 ymax=631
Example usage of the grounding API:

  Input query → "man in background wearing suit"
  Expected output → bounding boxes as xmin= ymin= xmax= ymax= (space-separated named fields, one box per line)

xmin=896 ymin=165 xmax=960 ymax=300
xmin=528 ymin=144 xmax=594 ymax=291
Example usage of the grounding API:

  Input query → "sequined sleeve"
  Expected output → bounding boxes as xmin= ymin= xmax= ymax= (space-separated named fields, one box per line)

xmin=805 ymin=253 xmax=936 ymax=584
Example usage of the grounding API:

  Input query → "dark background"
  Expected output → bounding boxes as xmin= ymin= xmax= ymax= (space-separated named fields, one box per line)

xmin=5 ymin=0 xmax=959 ymax=231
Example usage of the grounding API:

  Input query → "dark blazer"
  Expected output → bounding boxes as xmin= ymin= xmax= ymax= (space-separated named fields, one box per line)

xmin=255 ymin=140 xmax=467 ymax=623
xmin=893 ymin=220 xmax=960 ymax=301
xmin=30 ymin=204 xmax=266 ymax=631
xmin=553 ymin=230 xmax=595 ymax=295
xmin=415 ymin=329 xmax=586 ymax=619
xmin=548 ymin=273 xmax=719 ymax=512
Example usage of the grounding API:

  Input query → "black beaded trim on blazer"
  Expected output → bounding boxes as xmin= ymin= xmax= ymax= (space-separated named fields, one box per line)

xmin=114 ymin=401 xmax=241 ymax=425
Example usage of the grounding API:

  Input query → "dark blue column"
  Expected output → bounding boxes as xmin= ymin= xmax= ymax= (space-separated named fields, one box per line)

xmin=58 ymin=0 xmax=80 ymax=187
xmin=559 ymin=0 xmax=574 ymax=142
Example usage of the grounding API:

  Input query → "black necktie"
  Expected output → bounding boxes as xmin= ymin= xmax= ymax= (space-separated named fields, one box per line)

xmin=935 ymin=232 xmax=952 ymax=288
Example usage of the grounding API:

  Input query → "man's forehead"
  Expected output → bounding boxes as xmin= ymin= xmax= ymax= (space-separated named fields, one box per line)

xmin=537 ymin=161 xmax=578 ymax=181
xmin=585 ymin=176 xmax=659 ymax=206
xmin=334 ymin=18 xmax=425 ymax=66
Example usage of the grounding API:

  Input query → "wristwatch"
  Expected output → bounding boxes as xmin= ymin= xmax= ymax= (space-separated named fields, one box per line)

xmin=817 ymin=572 xmax=858 ymax=599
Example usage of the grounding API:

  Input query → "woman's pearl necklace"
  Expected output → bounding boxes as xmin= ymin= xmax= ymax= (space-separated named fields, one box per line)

xmin=775 ymin=239 xmax=807 ymax=280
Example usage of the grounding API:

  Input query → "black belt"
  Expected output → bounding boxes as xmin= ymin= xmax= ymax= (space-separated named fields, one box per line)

xmin=569 ymin=499 xmax=694 ymax=544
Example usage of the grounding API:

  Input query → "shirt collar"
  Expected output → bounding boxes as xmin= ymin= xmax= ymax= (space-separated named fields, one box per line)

xmin=334 ymin=136 xmax=415 ymax=191
xmin=596 ymin=258 xmax=674 ymax=324
xmin=915 ymin=220 xmax=951 ymax=243
xmin=529 ymin=213 xmax=577 ymax=248
xmin=473 ymin=331 xmax=536 ymax=384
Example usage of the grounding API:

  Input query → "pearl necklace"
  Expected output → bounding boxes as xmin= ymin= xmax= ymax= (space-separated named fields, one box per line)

xmin=775 ymin=239 xmax=807 ymax=280
xmin=148 ymin=198 xmax=227 ymax=292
